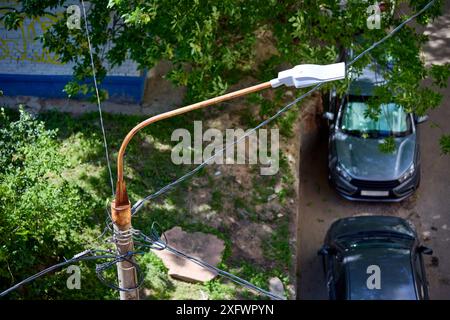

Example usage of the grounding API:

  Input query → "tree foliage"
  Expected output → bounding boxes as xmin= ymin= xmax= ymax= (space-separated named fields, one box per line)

xmin=1 ymin=1 xmax=447 ymax=104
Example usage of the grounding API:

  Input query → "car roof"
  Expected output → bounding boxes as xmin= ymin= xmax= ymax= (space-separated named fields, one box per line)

xmin=343 ymin=246 xmax=417 ymax=300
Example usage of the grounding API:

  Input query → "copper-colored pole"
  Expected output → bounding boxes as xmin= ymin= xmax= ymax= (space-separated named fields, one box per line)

xmin=113 ymin=81 xmax=272 ymax=207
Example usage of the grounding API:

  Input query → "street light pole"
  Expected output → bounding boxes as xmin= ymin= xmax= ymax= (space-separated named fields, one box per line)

xmin=111 ymin=201 xmax=138 ymax=300
xmin=110 ymin=62 xmax=345 ymax=300
xmin=111 ymin=81 xmax=272 ymax=300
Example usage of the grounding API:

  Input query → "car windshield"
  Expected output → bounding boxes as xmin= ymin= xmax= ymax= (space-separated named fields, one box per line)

xmin=336 ymin=232 xmax=413 ymax=249
xmin=340 ymin=96 xmax=412 ymax=138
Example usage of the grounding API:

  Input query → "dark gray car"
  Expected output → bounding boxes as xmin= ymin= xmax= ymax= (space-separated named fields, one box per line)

xmin=325 ymin=63 xmax=428 ymax=201
xmin=318 ymin=215 xmax=433 ymax=300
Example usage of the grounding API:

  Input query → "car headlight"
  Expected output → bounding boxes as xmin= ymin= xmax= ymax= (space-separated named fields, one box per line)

xmin=336 ymin=162 xmax=352 ymax=181
xmin=398 ymin=163 xmax=415 ymax=183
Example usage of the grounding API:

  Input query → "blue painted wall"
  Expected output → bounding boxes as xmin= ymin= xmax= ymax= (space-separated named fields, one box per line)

xmin=0 ymin=73 xmax=145 ymax=103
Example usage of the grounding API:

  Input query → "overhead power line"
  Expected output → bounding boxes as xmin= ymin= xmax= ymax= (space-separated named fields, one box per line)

xmin=133 ymin=229 xmax=286 ymax=300
xmin=131 ymin=82 xmax=322 ymax=215
xmin=131 ymin=0 xmax=437 ymax=215
xmin=165 ymin=244 xmax=285 ymax=300
xmin=80 ymin=0 xmax=115 ymax=196
xmin=0 ymin=249 xmax=128 ymax=297
xmin=348 ymin=0 xmax=437 ymax=67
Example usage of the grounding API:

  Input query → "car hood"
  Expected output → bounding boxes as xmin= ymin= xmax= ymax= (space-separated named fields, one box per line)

xmin=328 ymin=215 xmax=416 ymax=240
xmin=334 ymin=131 xmax=416 ymax=180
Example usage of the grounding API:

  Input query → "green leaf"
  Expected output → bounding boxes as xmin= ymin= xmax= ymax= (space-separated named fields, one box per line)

xmin=439 ymin=134 xmax=450 ymax=154
xmin=430 ymin=63 xmax=450 ymax=88
xmin=379 ymin=136 xmax=396 ymax=154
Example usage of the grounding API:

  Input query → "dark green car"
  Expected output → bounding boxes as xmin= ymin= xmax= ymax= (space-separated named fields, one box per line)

xmin=318 ymin=215 xmax=432 ymax=300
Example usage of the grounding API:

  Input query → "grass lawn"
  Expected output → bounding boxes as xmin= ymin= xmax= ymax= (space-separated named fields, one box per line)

xmin=3 ymin=98 xmax=298 ymax=299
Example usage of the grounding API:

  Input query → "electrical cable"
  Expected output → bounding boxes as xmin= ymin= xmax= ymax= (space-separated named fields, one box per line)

xmin=131 ymin=82 xmax=323 ymax=215
xmin=164 ymin=244 xmax=285 ymax=300
xmin=0 ymin=249 xmax=119 ymax=297
xmin=348 ymin=0 xmax=436 ymax=67
xmin=133 ymin=229 xmax=285 ymax=300
xmin=131 ymin=0 xmax=437 ymax=216
xmin=95 ymin=251 xmax=146 ymax=292
xmin=80 ymin=0 xmax=115 ymax=196
xmin=133 ymin=0 xmax=437 ymax=213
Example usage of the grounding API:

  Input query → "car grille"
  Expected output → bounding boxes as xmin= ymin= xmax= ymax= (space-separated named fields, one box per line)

xmin=351 ymin=179 xmax=400 ymax=190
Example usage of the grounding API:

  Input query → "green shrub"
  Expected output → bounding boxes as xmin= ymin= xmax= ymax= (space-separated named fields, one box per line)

xmin=0 ymin=108 xmax=111 ymax=299
xmin=138 ymin=252 xmax=172 ymax=299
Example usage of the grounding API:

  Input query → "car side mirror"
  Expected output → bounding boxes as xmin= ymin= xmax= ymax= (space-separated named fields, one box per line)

xmin=415 ymin=115 xmax=429 ymax=124
xmin=418 ymin=245 xmax=433 ymax=255
xmin=318 ymin=246 xmax=330 ymax=256
xmin=323 ymin=112 xmax=335 ymax=122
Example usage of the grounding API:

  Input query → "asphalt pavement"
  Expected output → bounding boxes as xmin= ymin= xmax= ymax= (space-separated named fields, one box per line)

xmin=296 ymin=1 xmax=450 ymax=300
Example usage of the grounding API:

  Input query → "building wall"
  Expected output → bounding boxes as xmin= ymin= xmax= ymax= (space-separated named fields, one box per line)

xmin=0 ymin=1 xmax=145 ymax=102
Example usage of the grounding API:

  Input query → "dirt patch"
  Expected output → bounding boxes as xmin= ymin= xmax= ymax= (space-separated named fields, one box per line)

xmin=231 ymin=221 xmax=272 ymax=264
xmin=171 ymin=92 xmax=319 ymax=298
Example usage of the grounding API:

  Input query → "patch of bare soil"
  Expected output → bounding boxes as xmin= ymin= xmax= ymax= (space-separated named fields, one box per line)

xmin=179 ymin=91 xmax=321 ymax=298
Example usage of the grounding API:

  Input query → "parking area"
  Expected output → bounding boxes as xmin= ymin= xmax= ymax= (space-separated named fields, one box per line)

xmin=296 ymin=1 xmax=450 ymax=300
